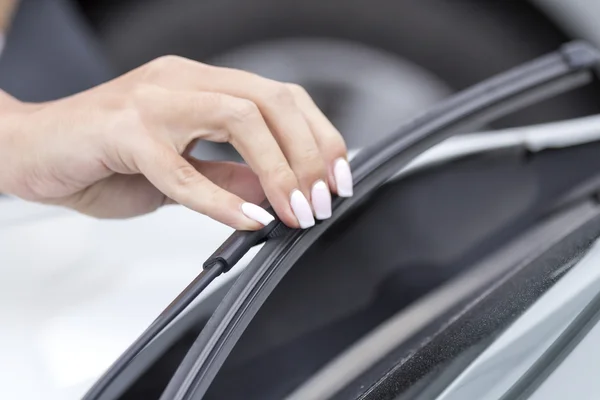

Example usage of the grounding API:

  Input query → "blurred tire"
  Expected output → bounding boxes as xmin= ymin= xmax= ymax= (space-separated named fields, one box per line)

xmin=97 ymin=0 xmax=600 ymax=158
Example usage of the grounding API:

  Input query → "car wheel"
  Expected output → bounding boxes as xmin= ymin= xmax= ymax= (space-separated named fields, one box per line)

xmin=96 ymin=0 xmax=600 ymax=160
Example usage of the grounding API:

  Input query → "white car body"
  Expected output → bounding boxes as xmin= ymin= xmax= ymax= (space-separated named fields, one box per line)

xmin=3 ymin=0 xmax=600 ymax=396
xmin=4 ymin=113 xmax=600 ymax=399
xmin=0 ymin=201 xmax=250 ymax=399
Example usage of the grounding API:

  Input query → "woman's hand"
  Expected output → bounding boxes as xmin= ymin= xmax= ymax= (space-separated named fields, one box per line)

xmin=0 ymin=56 xmax=352 ymax=230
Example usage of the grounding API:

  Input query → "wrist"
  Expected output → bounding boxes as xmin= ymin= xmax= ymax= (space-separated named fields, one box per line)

xmin=0 ymin=92 xmax=29 ymax=195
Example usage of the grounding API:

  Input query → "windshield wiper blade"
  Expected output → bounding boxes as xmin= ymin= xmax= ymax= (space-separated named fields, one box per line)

xmin=207 ymin=41 xmax=600 ymax=279
xmin=83 ymin=41 xmax=600 ymax=400
xmin=165 ymin=41 xmax=600 ymax=400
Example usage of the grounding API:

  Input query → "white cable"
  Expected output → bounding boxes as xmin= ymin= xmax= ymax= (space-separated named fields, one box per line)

xmin=400 ymin=113 xmax=600 ymax=175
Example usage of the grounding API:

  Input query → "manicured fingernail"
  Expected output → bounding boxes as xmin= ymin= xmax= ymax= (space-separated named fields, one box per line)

xmin=241 ymin=202 xmax=275 ymax=226
xmin=334 ymin=158 xmax=353 ymax=197
xmin=312 ymin=180 xmax=332 ymax=220
xmin=290 ymin=190 xmax=315 ymax=229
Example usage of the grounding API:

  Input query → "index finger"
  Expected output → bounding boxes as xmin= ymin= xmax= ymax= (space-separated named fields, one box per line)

xmin=133 ymin=139 xmax=275 ymax=230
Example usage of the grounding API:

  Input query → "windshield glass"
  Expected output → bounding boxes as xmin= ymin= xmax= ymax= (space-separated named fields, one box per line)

xmin=204 ymin=130 xmax=600 ymax=400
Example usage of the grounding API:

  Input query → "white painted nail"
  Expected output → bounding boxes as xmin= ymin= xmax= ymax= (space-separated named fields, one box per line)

xmin=334 ymin=158 xmax=353 ymax=197
xmin=241 ymin=203 xmax=275 ymax=226
xmin=290 ymin=190 xmax=315 ymax=229
xmin=312 ymin=180 xmax=332 ymax=220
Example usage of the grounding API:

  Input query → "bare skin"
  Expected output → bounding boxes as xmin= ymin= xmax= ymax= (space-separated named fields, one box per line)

xmin=0 ymin=0 xmax=17 ymax=33
xmin=0 ymin=55 xmax=351 ymax=230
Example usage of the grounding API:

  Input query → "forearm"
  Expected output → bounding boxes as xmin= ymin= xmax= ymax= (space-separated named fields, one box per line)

xmin=0 ymin=0 xmax=21 ymax=173
xmin=0 ymin=90 xmax=27 ymax=195
xmin=0 ymin=0 xmax=20 ymax=191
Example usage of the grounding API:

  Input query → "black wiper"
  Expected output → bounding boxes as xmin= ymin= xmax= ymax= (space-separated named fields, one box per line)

xmin=163 ymin=41 xmax=600 ymax=400
xmin=207 ymin=41 xmax=600 ymax=276
xmin=83 ymin=41 xmax=600 ymax=400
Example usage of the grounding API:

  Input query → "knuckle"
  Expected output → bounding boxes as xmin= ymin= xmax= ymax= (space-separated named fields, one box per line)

xmin=266 ymin=83 xmax=296 ymax=107
xmin=327 ymin=136 xmax=349 ymax=159
xmin=198 ymin=92 xmax=226 ymax=112
xmin=172 ymin=164 xmax=203 ymax=193
xmin=131 ymin=82 xmax=156 ymax=100
xmin=286 ymin=83 xmax=309 ymax=99
xmin=129 ymin=84 xmax=163 ymax=112
xmin=187 ymin=92 xmax=213 ymax=115
xmin=301 ymin=145 xmax=323 ymax=163
xmin=152 ymin=55 xmax=185 ymax=70
xmin=266 ymin=162 xmax=296 ymax=188
xmin=142 ymin=55 xmax=186 ymax=80
xmin=227 ymin=98 xmax=261 ymax=124
xmin=297 ymin=153 xmax=327 ymax=182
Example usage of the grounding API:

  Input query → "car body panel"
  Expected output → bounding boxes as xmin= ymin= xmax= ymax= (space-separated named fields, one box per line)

xmin=528 ymin=312 xmax=600 ymax=399
xmin=5 ymin=113 xmax=600 ymax=399
xmin=435 ymin=237 xmax=600 ymax=399
xmin=0 ymin=201 xmax=257 ymax=400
